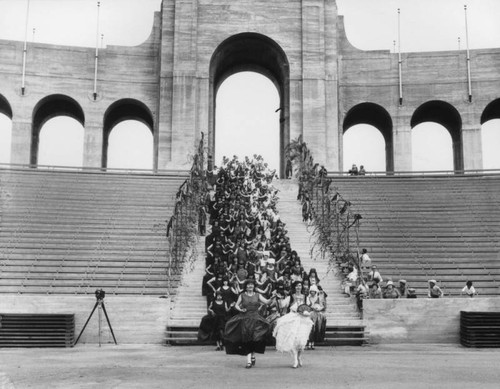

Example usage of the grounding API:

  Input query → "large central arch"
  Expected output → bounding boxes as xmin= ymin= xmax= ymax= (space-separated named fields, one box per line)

xmin=209 ymin=33 xmax=290 ymax=176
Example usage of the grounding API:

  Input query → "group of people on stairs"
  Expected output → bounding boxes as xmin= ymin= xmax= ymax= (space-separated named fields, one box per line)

xmin=197 ymin=155 xmax=327 ymax=368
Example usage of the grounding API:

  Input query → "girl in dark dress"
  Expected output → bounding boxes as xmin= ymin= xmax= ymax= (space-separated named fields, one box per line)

xmin=198 ymin=291 xmax=229 ymax=350
xmin=224 ymin=279 xmax=274 ymax=368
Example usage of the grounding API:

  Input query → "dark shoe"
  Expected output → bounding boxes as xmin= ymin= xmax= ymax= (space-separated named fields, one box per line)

xmin=215 ymin=346 xmax=221 ymax=351
xmin=251 ymin=356 xmax=256 ymax=366
xmin=245 ymin=363 xmax=252 ymax=369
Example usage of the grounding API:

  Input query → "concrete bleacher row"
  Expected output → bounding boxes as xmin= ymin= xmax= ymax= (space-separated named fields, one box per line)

xmin=328 ymin=174 xmax=500 ymax=296
xmin=0 ymin=167 xmax=187 ymax=295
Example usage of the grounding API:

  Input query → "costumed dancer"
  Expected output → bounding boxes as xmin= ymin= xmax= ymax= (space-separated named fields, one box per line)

xmin=306 ymin=285 xmax=327 ymax=349
xmin=273 ymin=281 xmax=314 ymax=369
xmin=224 ymin=278 xmax=274 ymax=368
xmin=197 ymin=291 xmax=229 ymax=350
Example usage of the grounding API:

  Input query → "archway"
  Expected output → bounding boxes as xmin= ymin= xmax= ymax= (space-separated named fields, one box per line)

xmin=215 ymin=72 xmax=280 ymax=172
xmin=481 ymin=99 xmax=500 ymax=169
xmin=343 ymin=103 xmax=393 ymax=172
xmin=31 ymin=94 xmax=85 ymax=166
xmin=103 ymin=99 xmax=154 ymax=169
xmin=209 ymin=32 xmax=290 ymax=177
xmin=0 ymin=94 xmax=13 ymax=164
xmin=38 ymin=117 xmax=84 ymax=167
xmin=411 ymin=100 xmax=462 ymax=172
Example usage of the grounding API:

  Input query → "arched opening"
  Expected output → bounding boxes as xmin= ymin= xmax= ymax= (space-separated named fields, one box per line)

xmin=32 ymin=94 xmax=85 ymax=166
xmin=209 ymin=33 xmax=290 ymax=177
xmin=343 ymin=125 xmax=386 ymax=173
xmin=411 ymin=124 xmax=453 ymax=171
xmin=107 ymin=121 xmax=153 ymax=170
xmin=481 ymin=99 xmax=500 ymax=169
xmin=411 ymin=101 xmax=462 ymax=172
xmin=0 ymin=94 xmax=13 ymax=164
xmin=103 ymin=99 xmax=154 ymax=170
xmin=38 ymin=117 xmax=84 ymax=167
xmin=342 ymin=103 xmax=393 ymax=172
xmin=215 ymin=72 xmax=280 ymax=172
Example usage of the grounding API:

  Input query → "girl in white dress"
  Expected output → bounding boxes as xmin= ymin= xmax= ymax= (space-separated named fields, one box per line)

xmin=272 ymin=281 xmax=314 ymax=368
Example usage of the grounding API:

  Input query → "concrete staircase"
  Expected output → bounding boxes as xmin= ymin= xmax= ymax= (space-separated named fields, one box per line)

xmin=166 ymin=179 xmax=367 ymax=346
xmin=273 ymin=179 xmax=366 ymax=345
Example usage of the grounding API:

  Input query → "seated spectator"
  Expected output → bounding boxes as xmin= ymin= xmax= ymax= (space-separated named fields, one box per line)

xmin=383 ymin=280 xmax=400 ymax=299
xmin=358 ymin=165 xmax=366 ymax=175
xmin=369 ymin=282 xmax=382 ymax=299
xmin=355 ymin=279 xmax=369 ymax=311
xmin=348 ymin=164 xmax=359 ymax=176
xmin=428 ymin=280 xmax=443 ymax=298
xmin=406 ymin=288 xmax=417 ymax=298
xmin=343 ymin=266 xmax=358 ymax=296
xmin=360 ymin=248 xmax=371 ymax=271
xmin=461 ymin=281 xmax=477 ymax=298
xmin=367 ymin=265 xmax=383 ymax=284
xmin=398 ymin=279 xmax=408 ymax=298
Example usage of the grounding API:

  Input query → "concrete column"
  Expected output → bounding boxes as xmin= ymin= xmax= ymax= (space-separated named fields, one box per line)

xmin=83 ymin=121 xmax=103 ymax=168
xmin=324 ymin=0 xmax=340 ymax=172
xmin=301 ymin=2 xmax=327 ymax=165
xmin=462 ymin=126 xmax=483 ymax=171
xmin=10 ymin=118 xmax=31 ymax=165
xmin=393 ymin=122 xmax=412 ymax=172
xmin=170 ymin=75 xmax=197 ymax=169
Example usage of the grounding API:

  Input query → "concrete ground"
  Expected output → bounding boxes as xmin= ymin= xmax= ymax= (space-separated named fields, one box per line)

xmin=0 ymin=344 xmax=499 ymax=389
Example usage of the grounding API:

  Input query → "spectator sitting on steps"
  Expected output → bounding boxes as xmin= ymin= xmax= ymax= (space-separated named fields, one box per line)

xmin=358 ymin=165 xmax=366 ymax=175
xmin=428 ymin=280 xmax=443 ymax=298
xmin=348 ymin=164 xmax=359 ymax=176
xmin=367 ymin=265 xmax=383 ymax=284
xmin=461 ymin=280 xmax=478 ymax=298
xmin=383 ymin=280 xmax=401 ymax=299
xmin=369 ymin=282 xmax=383 ymax=299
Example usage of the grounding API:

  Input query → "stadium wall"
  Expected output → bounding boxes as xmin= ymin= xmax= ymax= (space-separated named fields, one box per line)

xmin=0 ymin=295 xmax=170 ymax=345
xmin=364 ymin=298 xmax=500 ymax=344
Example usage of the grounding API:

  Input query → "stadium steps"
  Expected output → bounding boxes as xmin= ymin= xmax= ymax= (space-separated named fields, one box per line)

xmin=327 ymin=174 xmax=500 ymax=297
xmin=0 ymin=167 xmax=186 ymax=296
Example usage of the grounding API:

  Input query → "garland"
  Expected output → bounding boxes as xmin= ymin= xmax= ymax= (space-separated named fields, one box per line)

xmin=286 ymin=135 xmax=363 ymax=276
xmin=165 ymin=133 xmax=207 ymax=294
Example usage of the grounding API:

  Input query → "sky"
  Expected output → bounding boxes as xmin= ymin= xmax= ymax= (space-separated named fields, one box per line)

xmin=0 ymin=0 xmax=499 ymax=171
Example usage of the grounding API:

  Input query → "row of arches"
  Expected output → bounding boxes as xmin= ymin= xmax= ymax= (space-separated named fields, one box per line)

xmin=1 ymin=77 xmax=500 ymax=172
xmin=343 ymin=100 xmax=500 ymax=172
xmin=0 ymin=94 xmax=154 ymax=169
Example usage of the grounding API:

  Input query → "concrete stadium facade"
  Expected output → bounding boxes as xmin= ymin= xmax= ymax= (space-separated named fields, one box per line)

xmin=0 ymin=0 xmax=499 ymax=175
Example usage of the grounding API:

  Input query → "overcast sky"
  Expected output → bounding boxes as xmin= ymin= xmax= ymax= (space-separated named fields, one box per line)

xmin=0 ymin=0 xmax=499 ymax=171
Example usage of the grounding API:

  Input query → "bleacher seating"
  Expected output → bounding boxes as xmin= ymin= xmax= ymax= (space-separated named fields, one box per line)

xmin=329 ymin=174 xmax=500 ymax=297
xmin=0 ymin=167 xmax=187 ymax=295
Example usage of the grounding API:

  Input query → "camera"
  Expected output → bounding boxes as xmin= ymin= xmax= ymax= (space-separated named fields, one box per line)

xmin=95 ymin=289 xmax=106 ymax=300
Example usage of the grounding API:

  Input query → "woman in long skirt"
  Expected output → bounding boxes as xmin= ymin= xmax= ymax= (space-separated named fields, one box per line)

xmin=305 ymin=285 xmax=327 ymax=349
xmin=273 ymin=303 xmax=313 ymax=368
xmin=224 ymin=279 xmax=274 ymax=368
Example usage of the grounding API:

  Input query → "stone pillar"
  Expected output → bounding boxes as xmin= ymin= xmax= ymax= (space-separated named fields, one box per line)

xmin=83 ymin=121 xmax=103 ymax=168
xmin=166 ymin=0 xmax=199 ymax=170
xmin=157 ymin=0 xmax=175 ymax=170
xmin=461 ymin=126 xmax=483 ymax=171
xmin=301 ymin=2 xmax=327 ymax=166
xmin=10 ymin=117 xmax=31 ymax=165
xmin=324 ymin=0 xmax=340 ymax=172
xmin=393 ymin=116 xmax=412 ymax=172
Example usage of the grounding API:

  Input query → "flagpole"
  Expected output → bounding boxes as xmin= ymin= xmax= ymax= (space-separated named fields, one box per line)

xmin=464 ymin=5 xmax=472 ymax=102
xmin=21 ymin=0 xmax=30 ymax=96
xmin=398 ymin=8 xmax=403 ymax=106
xmin=93 ymin=1 xmax=101 ymax=101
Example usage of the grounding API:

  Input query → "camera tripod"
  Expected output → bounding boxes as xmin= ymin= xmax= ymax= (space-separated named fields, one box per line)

xmin=75 ymin=297 xmax=117 ymax=346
